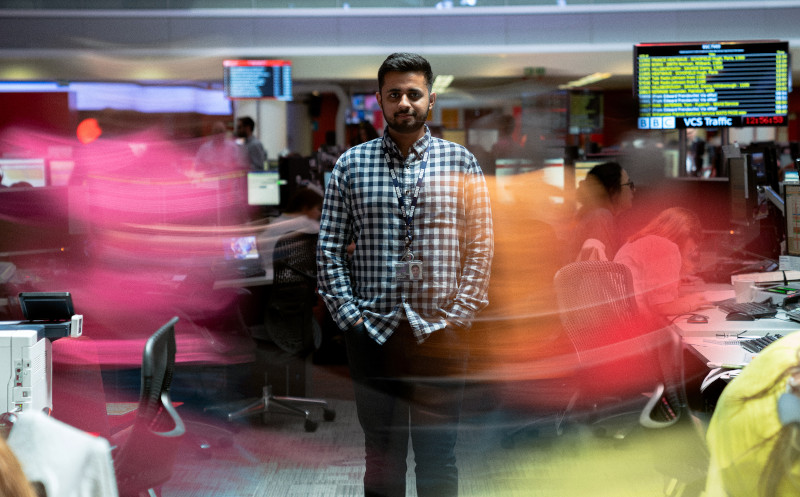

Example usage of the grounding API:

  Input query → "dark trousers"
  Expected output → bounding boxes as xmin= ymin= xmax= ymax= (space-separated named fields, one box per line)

xmin=344 ymin=320 xmax=468 ymax=497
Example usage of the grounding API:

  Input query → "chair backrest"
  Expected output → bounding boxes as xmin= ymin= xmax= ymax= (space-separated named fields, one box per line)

xmin=114 ymin=316 xmax=185 ymax=496
xmin=554 ymin=260 xmax=685 ymax=427
xmin=553 ymin=260 xmax=642 ymax=358
xmin=265 ymin=232 xmax=320 ymax=354
xmin=138 ymin=317 xmax=178 ymax=423
xmin=272 ymin=231 xmax=318 ymax=287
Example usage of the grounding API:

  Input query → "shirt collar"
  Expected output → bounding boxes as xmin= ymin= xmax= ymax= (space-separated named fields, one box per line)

xmin=382 ymin=126 xmax=431 ymax=161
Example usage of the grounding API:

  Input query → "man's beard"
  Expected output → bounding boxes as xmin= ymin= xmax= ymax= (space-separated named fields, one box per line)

xmin=386 ymin=111 xmax=426 ymax=134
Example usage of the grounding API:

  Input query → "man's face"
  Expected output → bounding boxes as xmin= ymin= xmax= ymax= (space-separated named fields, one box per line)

xmin=235 ymin=121 xmax=247 ymax=138
xmin=376 ymin=71 xmax=435 ymax=137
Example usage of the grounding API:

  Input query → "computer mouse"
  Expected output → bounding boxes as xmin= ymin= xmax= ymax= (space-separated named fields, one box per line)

xmin=687 ymin=314 xmax=708 ymax=324
xmin=726 ymin=312 xmax=756 ymax=321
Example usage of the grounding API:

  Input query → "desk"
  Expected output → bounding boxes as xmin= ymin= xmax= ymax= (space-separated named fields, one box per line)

xmin=674 ymin=307 xmax=800 ymax=365
xmin=212 ymin=274 xmax=272 ymax=290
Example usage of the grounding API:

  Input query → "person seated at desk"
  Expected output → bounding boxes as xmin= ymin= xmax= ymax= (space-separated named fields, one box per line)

xmin=703 ymin=332 xmax=800 ymax=497
xmin=572 ymin=161 xmax=635 ymax=261
xmin=614 ymin=207 xmax=709 ymax=319
xmin=256 ymin=187 xmax=323 ymax=274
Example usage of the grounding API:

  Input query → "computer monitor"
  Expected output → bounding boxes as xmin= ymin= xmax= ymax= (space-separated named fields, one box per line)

xmin=0 ymin=158 xmax=46 ymax=187
xmin=223 ymin=235 xmax=258 ymax=261
xmin=729 ymin=156 xmax=759 ymax=226
xmin=785 ymin=183 xmax=800 ymax=256
xmin=18 ymin=292 xmax=74 ymax=322
xmin=247 ymin=171 xmax=281 ymax=206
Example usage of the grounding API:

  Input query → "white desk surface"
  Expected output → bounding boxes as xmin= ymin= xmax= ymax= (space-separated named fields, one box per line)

xmin=673 ymin=284 xmax=800 ymax=368
xmin=675 ymin=312 xmax=798 ymax=372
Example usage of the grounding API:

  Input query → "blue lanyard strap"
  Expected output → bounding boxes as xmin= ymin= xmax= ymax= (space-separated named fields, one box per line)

xmin=384 ymin=144 xmax=430 ymax=251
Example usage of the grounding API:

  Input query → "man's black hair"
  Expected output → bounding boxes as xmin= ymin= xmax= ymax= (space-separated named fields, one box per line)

xmin=285 ymin=187 xmax=323 ymax=213
xmin=378 ymin=53 xmax=433 ymax=92
xmin=237 ymin=116 xmax=255 ymax=130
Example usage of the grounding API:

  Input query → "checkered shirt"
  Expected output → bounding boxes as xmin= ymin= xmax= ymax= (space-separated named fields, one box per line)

xmin=316 ymin=126 xmax=493 ymax=344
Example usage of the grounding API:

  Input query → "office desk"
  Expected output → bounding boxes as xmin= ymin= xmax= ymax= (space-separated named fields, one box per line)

xmin=673 ymin=307 xmax=800 ymax=366
xmin=212 ymin=275 xmax=272 ymax=290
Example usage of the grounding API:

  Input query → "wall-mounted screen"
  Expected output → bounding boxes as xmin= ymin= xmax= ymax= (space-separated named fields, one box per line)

xmin=634 ymin=40 xmax=790 ymax=129
xmin=223 ymin=59 xmax=292 ymax=101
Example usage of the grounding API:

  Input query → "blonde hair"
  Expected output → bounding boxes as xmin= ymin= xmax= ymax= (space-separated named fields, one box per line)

xmin=741 ymin=350 xmax=800 ymax=496
xmin=627 ymin=207 xmax=702 ymax=248
xmin=0 ymin=437 xmax=37 ymax=497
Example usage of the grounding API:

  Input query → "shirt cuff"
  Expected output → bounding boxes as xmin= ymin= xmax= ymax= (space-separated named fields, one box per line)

xmin=447 ymin=304 xmax=474 ymax=330
xmin=336 ymin=302 xmax=362 ymax=330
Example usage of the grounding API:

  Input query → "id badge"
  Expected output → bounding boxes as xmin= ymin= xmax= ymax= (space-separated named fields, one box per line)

xmin=394 ymin=261 xmax=424 ymax=281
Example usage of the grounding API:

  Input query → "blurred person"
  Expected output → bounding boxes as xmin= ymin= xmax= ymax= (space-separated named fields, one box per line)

xmin=0 ymin=436 xmax=38 ymax=497
xmin=614 ymin=206 xmax=709 ymax=319
xmin=256 ymin=187 xmax=323 ymax=277
xmin=491 ymin=115 xmax=524 ymax=160
xmin=195 ymin=121 xmax=244 ymax=173
xmin=235 ymin=116 xmax=267 ymax=171
xmin=317 ymin=52 xmax=493 ymax=497
xmin=317 ymin=130 xmax=345 ymax=171
xmin=572 ymin=161 xmax=635 ymax=261
xmin=704 ymin=331 xmax=800 ymax=497
xmin=350 ymin=120 xmax=380 ymax=147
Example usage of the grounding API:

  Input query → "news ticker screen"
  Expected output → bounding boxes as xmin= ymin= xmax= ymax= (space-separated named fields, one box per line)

xmin=223 ymin=59 xmax=293 ymax=101
xmin=634 ymin=41 xmax=790 ymax=129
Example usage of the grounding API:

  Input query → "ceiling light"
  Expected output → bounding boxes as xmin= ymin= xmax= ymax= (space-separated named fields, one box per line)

xmin=559 ymin=72 xmax=612 ymax=89
xmin=432 ymin=75 xmax=454 ymax=93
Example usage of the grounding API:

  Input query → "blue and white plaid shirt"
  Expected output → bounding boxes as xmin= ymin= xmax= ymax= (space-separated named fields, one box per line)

xmin=317 ymin=126 xmax=494 ymax=344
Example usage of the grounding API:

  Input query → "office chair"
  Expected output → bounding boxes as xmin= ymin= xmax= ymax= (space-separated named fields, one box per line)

xmin=227 ymin=232 xmax=335 ymax=432
xmin=553 ymin=260 xmax=683 ymax=439
xmin=111 ymin=316 xmax=186 ymax=497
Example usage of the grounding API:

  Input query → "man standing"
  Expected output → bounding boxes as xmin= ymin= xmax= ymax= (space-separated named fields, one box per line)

xmin=317 ymin=53 xmax=493 ymax=497
xmin=235 ymin=116 xmax=267 ymax=171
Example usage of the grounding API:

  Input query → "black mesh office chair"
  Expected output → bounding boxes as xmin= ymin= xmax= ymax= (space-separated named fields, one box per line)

xmin=111 ymin=316 xmax=186 ymax=497
xmin=553 ymin=260 xmax=683 ymax=438
xmin=227 ymin=232 xmax=335 ymax=432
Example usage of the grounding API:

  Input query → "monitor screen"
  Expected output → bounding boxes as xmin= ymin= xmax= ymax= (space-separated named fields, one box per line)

xmin=786 ymin=184 xmax=800 ymax=256
xmin=634 ymin=40 xmax=790 ymax=129
xmin=0 ymin=158 xmax=46 ymax=187
xmin=223 ymin=59 xmax=292 ymax=101
xmin=223 ymin=235 xmax=258 ymax=261
xmin=729 ymin=156 xmax=758 ymax=226
xmin=247 ymin=171 xmax=281 ymax=206
xmin=18 ymin=292 xmax=74 ymax=322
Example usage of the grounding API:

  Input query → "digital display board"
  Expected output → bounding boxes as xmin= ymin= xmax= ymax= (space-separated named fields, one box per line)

xmin=223 ymin=59 xmax=292 ymax=101
xmin=634 ymin=41 xmax=790 ymax=129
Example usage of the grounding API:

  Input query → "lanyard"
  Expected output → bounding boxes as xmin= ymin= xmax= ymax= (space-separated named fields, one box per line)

xmin=384 ymin=143 xmax=430 ymax=257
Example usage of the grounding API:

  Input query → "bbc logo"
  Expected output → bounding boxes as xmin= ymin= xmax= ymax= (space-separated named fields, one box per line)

xmin=638 ymin=117 xmax=676 ymax=129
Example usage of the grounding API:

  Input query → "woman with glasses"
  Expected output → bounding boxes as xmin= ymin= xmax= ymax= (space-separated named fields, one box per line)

xmin=572 ymin=161 xmax=635 ymax=262
xmin=613 ymin=206 xmax=709 ymax=319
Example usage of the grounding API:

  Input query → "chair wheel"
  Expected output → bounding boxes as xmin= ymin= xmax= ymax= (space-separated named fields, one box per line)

xmin=304 ymin=419 xmax=318 ymax=432
xmin=323 ymin=408 xmax=336 ymax=422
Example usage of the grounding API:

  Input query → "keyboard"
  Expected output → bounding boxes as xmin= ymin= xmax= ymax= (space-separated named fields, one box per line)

xmin=717 ymin=300 xmax=777 ymax=319
xmin=785 ymin=307 xmax=800 ymax=324
xmin=740 ymin=334 xmax=783 ymax=354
